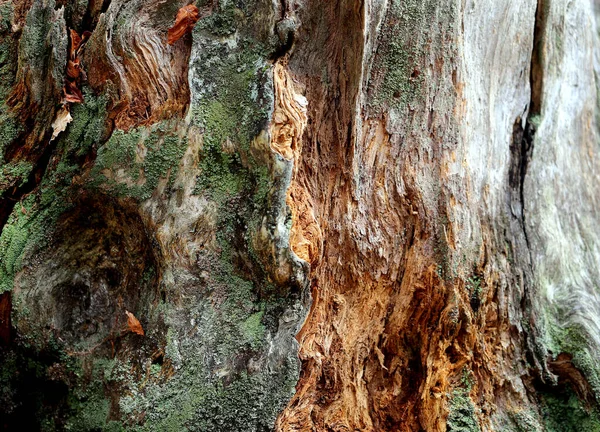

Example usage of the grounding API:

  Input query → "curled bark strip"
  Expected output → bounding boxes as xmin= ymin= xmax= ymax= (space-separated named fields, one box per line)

xmin=63 ymin=79 xmax=84 ymax=103
xmin=167 ymin=5 xmax=200 ymax=45
xmin=63 ymin=29 xmax=90 ymax=104
xmin=125 ymin=310 xmax=145 ymax=336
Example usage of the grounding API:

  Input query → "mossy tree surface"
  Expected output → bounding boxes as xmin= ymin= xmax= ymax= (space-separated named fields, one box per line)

xmin=2 ymin=0 xmax=600 ymax=431
xmin=0 ymin=0 xmax=305 ymax=430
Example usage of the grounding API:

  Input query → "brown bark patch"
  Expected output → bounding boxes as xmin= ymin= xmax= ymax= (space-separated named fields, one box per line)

xmin=83 ymin=3 xmax=195 ymax=131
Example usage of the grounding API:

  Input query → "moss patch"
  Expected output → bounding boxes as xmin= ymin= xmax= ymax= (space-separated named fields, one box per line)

xmin=447 ymin=371 xmax=481 ymax=432
xmin=540 ymin=389 xmax=600 ymax=432
xmin=545 ymin=317 xmax=600 ymax=401
xmin=0 ymin=2 xmax=21 ymax=163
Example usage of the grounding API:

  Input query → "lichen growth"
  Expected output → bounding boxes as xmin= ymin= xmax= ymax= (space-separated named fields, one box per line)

xmin=91 ymin=122 xmax=188 ymax=202
xmin=367 ymin=0 xmax=449 ymax=111
xmin=0 ymin=90 xmax=108 ymax=293
xmin=506 ymin=409 xmax=543 ymax=432
xmin=0 ymin=193 xmax=71 ymax=293
xmin=1 ymin=1 xmax=302 ymax=430
xmin=447 ymin=371 xmax=481 ymax=432
xmin=545 ymin=319 xmax=600 ymax=400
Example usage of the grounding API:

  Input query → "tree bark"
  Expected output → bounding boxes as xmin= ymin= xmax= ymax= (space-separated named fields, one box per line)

xmin=1 ymin=0 xmax=599 ymax=431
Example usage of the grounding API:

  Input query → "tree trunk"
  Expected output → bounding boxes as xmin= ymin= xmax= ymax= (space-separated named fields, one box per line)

xmin=1 ymin=0 xmax=599 ymax=431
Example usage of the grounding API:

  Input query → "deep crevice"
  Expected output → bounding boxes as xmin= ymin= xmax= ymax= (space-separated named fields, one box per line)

xmin=518 ymin=0 xmax=546 ymax=251
xmin=80 ymin=0 xmax=112 ymax=33
xmin=269 ymin=0 xmax=297 ymax=62
xmin=509 ymin=0 xmax=550 ymax=388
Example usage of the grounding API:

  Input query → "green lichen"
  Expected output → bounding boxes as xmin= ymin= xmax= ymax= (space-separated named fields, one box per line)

xmin=242 ymin=310 xmax=266 ymax=349
xmin=0 ymin=114 xmax=21 ymax=163
xmin=368 ymin=0 xmax=443 ymax=111
xmin=447 ymin=389 xmax=481 ymax=432
xmin=1 ymin=2 xmax=301 ymax=430
xmin=196 ymin=1 xmax=239 ymax=37
xmin=0 ymin=90 xmax=108 ymax=293
xmin=189 ymin=36 xmax=274 ymax=229
xmin=62 ymin=89 xmax=108 ymax=157
xmin=545 ymin=320 xmax=600 ymax=400
xmin=506 ymin=409 xmax=543 ymax=432
xmin=0 ymin=192 xmax=71 ymax=292
xmin=466 ymin=274 xmax=482 ymax=310
xmin=91 ymin=122 xmax=188 ymax=201
xmin=63 ymin=358 xmax=129 ymax=432
xmin=17 ymin=0 xmax=67 ymax=103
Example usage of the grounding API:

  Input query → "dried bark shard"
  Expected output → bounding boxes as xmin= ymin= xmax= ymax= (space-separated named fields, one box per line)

xmin=125 ymin=310 xmax=145 ymax=336
xmin=167 ymin=5 xmax=199 ymax=45
xmin=50 ymin=105 xmax=73 ymax=141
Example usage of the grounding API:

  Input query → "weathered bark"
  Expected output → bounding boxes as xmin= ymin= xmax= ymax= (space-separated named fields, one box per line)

xmin=1 ymin=0 xmax=600 ymax=431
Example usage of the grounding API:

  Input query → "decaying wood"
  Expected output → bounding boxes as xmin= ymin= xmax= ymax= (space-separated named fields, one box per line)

xmin=0 ymin=0 xmax=599 ymax=430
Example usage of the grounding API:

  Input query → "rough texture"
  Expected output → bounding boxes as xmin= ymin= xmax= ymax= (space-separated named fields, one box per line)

xmin=1 ymin=0 xmax=600 ymax=431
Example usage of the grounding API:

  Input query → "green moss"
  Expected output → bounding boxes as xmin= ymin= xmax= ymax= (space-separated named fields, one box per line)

xmin=63 ymin=89 xmax=108 ymax=157
xmin=540 ymin=389 xmax=600 ymax=431
xmin=242 ymin=311 xmax=266 ymax=349
xmin=0 ymin=3 xmax=20 ymax=163
xmin=196 ymin=1 xmax=239 ymax=37
xmin=447 ymin=370 xmax=481 ymax=432
xmin=545 ymin=318 xmax=600 ymax=401
xmin=466 ymin=274 xmax=482 ymax=309
xmin=189 ymin=35 xmax=273 ymax=211
xmin=62 ymin=359 xmax=132 ymax=432
xmin=447 ymin=388 xmax=481 ymax=432
xmin=0 ymin=114 xmax=21 ymax=163
xmin=17 ymin=0 xmax=67 ymax=96
xmin=0 ymin=90 xmax=108 ymax=293
xmin=506 ymin=409 xmax=543 ymax=432
xmin=0 ymin=191 xmax=72 ymax=292
xmin=0 ymin=159 xmax=33 ymax=190
xmin=65 ymin=392 xmax=111 ymax=432
xmin=121 ymin=355 xmax=297 ymax=432
xmin=1 ymin=2 xmax=301 ymax=430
